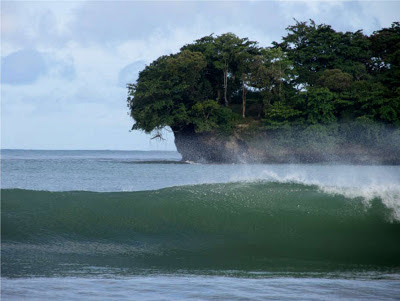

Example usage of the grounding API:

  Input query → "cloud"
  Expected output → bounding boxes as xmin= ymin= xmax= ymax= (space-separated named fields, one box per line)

xmin=1 ymin=49 xmax=47 ymax=84
xmin=67 ymin=1 xmax=289 ymax=48
xmin=1 ymin=48 xmax=76 ymax=85
xmin=118 ymin=60 xmax=147 ymax=87
xmin=1 ymin=96 xmax=176 ymax=150
xmin=52 ymin=59 xmax=76 ymax=81
xmin=1 ymin=1 xmax=79 ymax=51
xmin=1 ymin=76 xmax=176 ymax=150
xmin=2 ymin=0 xmax=400 ymax=150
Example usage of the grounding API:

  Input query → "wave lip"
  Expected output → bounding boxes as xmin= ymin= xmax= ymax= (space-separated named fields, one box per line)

xmin=242 ymin=170 xmax=400 ymax=221
xmin=2 ymin=182 xmax=400 ymax=275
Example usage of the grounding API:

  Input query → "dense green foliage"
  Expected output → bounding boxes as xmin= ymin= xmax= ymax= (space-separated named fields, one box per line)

xmin=127 ymin=21 xmax=400 ymax=135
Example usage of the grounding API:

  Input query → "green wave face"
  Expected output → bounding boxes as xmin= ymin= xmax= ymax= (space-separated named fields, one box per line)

xmin=2 ymin=182 xmax=400 ymax=276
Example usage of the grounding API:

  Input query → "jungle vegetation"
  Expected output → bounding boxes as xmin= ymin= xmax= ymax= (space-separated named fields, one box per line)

xmin=127 ymin=20 xmax=400 ymax=138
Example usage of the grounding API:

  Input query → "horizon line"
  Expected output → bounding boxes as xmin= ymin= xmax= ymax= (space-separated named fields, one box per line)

xmin=0 ymin=148 xmax=178 ymax=152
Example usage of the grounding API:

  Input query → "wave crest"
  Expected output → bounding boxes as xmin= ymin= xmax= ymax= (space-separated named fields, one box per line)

xmin=2 ymin=182 xmax=400 ymax=274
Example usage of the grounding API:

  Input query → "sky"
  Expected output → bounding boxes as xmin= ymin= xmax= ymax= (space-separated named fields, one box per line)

xmin=1 ymin=1 xmax=400 ymax=150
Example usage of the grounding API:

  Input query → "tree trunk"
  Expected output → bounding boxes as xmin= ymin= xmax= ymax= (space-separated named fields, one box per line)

xmin=279 ymin=61 xmax=282 ymax=100
xmin=223 ymin=68 xmax=228 ymax=106
xmin=242 ymin=75 xmax=247 ymax=118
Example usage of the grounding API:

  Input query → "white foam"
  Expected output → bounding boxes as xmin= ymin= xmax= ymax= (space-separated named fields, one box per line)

xmin=231 ymin=168 xmax=400 ymax=221
xmin=321 ymin=185 xmax=400 ymax=221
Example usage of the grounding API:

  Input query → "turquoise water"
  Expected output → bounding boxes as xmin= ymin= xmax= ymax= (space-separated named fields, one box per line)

xmin=2 ymin=150 xmax=400 ymax=299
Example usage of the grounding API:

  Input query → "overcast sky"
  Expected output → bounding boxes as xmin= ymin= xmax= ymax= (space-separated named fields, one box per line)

xmin=1 ymin=1 xmax=399 ymax=150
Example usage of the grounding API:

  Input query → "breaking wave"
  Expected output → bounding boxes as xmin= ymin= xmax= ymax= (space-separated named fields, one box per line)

xmin=2 ymin=181 xmax=400 ymax=276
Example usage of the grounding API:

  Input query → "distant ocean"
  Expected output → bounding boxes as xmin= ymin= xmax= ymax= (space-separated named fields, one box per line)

xmin=2 ymin=150 xmax=400 ymax=300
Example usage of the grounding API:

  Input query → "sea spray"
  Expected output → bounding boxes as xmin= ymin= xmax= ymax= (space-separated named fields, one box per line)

xmin=235 ymin=169 xmax=400 ymax=221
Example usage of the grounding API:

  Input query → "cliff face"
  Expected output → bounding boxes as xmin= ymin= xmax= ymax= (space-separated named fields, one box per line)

xmin=173 ymin=128 xmax=250 ymax=163
xmin=173 ymin=127 xmax=400 ymax=164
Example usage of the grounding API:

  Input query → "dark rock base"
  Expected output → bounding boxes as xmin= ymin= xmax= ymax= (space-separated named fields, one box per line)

xmin=173 ymin=128 xmax=400 ymax=165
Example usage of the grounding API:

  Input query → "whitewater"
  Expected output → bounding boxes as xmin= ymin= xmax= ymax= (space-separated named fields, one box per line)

xmin=2 ymin=150 xmax=400 ymax=300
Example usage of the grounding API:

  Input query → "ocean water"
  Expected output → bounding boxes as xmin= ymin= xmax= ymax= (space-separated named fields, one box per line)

xmin=2 ymin=149 xmax=400 ymax=300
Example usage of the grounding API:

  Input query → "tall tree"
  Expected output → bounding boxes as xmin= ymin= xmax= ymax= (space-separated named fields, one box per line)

xmin=275 ymin=20 xmax=371 ymax=87
xmin=127 ymin=50 xmax=209 ymax=133
xmin=127 ymin=23 xmax=400 ymax=139
xmin=246 ymin=48 xmax=292 ymax=117
xmin=213 ymin=33 xmax=258 ymax=107
xmin=369 ymin=22 xmax=400 ymax=92
xmin=234 ymin=40 xmax=260 ymax=117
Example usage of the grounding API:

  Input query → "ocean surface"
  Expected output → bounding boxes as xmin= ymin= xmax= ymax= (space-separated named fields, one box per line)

xmin=2 ymin=149 xmax=400 ymax=300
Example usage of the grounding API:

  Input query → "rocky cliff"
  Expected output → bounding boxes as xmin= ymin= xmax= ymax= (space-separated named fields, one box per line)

xmin=172 ymin=126 xmax=400 ymax=164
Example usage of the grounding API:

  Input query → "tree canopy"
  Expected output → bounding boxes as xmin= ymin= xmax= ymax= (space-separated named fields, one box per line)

xmin=127 ymin=21 xmax=400 ymax=136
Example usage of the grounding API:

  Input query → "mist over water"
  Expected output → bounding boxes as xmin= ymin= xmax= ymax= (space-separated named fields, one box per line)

xmin=248 ymin=122 xmax=400 ymax=165
xmin=2 ymin=149 xmax=399 ymax=186
xmin=2 ymin=149 xmax=400 ymax=219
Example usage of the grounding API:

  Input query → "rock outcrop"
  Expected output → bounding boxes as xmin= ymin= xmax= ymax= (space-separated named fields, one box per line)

xmin=172 ymin=127 xmax=400 ymax=164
